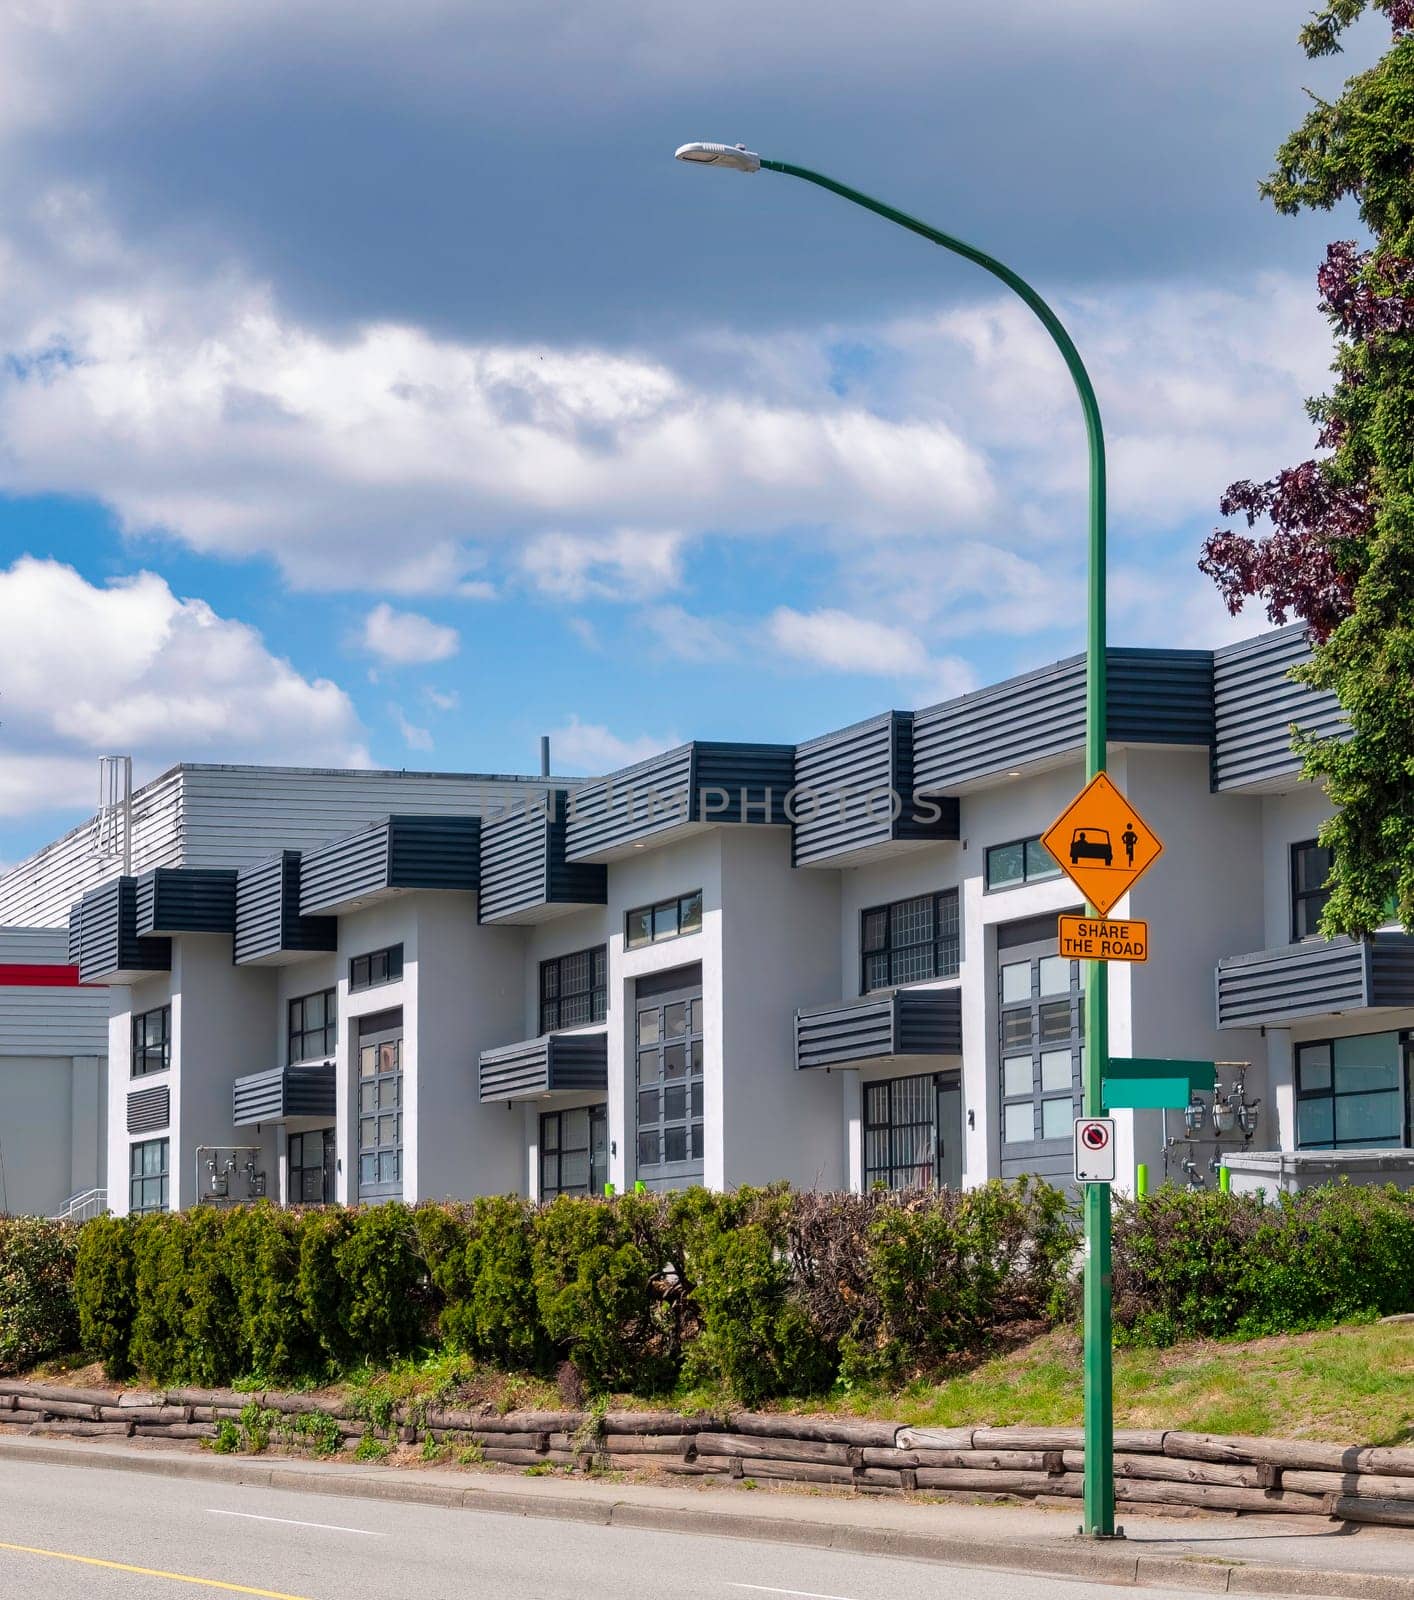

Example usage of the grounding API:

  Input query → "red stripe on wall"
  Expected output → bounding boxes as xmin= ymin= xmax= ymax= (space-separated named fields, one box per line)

xmin=0 ymin=963 xmax=82 ymax=987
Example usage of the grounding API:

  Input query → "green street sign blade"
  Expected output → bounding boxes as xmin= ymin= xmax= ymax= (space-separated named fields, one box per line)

xmin=1106 ymin=1057 xmax=1217 ymax=1090
xmin=1103 ymin=1077 xmax=1189 ymax=1110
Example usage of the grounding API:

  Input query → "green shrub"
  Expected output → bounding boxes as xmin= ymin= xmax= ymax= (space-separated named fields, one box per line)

xmin=1113 ymin=1182 xmax=1414 ymax=1344
xmin=128 ymin=1208 xmax=239 ymax=1385
xmin=532 ymin=1193 xmax=678 ymax=1391
xmin=74 ymin=1214 xmax=136 ymax=1378
xmin=0 ymin=1216 xmax=80 ymax=1374
xmin=225 ymin=1205 xmax=320 ymax=1382
xmin=681 ymin=1200 xmax=831 ymax=1402
xmin=420 ymin=1197 xmax=545 ymax=1370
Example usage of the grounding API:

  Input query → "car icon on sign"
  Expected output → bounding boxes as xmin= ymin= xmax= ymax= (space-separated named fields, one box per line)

xmin=1070 ymin=828 xmax=1112 ymax=866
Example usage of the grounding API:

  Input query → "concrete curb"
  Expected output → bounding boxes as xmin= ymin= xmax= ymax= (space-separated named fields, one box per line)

xmin=3 ymin=1435 xmax=1412 ymax=1600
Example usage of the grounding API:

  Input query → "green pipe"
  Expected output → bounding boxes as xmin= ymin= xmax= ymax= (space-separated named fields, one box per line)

xmin=1136 ymin=1163 xmax=1149 ymax=1198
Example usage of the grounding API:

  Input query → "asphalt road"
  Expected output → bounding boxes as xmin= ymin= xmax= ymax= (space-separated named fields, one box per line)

xmin=0 ymin=1457 xmax=1205 ymax=1600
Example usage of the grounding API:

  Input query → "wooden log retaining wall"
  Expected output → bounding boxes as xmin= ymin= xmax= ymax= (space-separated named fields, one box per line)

xmin=3 ymin=1380 xmax=1413 ymax=1527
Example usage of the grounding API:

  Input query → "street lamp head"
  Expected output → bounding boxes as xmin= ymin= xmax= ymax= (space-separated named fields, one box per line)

xmin=674 ymin=142 xmax=761 ymax=173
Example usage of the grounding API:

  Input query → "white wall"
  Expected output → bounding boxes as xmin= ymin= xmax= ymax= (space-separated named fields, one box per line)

xmin=411 ymin=893 xmax=525 ymax=1201
xmin=719 ymin=828 xmax=843 ymax=1190
xmin=170 ymin=936 xmax=278 ymax=1208
xmin=1125 ymin=747 xmax=1267 ymax=1184
xmin=1261 ymin=788 xmax=1335 ymax=948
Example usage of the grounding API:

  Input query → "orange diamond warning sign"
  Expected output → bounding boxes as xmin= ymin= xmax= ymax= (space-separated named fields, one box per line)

xmin=1041 ymin=772 xmax=1163 ymax=918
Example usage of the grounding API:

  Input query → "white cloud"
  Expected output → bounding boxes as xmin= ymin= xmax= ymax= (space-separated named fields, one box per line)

xmin=639 ymin=604 xmax=740 ymax=664
xmin=521 ymin=530 xmax=685 ymax=603
xmin=768 ymin=606 xmax=978 ymax=701
xmin=0 ymin=557 xmax=367 ymax=816
xmin=361 ymin=602 xmax=459 ymax=665
xmin=421 ymin=686 xmax=459 ymax=712
xmin=770 ymin=607 xmax=928 ymax=676
xmin=390 ymin=705 xmax=434 ymax=751
xmin=545 ymin=716 xmax=679 ymax=774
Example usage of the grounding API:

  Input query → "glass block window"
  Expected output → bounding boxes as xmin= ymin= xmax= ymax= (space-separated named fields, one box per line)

xmin=349 ymin=944 xmax=403 ymax=992
xmin=540 ymin=1105 xmax=609 ymax=1199
xmin=131 ymin=1005 xmax=171 ymax=1077
xmin=860 ymin=890 xmax=960 ymax=993
xmin=288 ymin=1128 xmax=335 ymax=1204
xmin=863 ymin=1074 xmax=944 ymax=1190
xmin=998 ymin=944 xmax=1082 ymax=1153
xmin=1296 ymin=1032 xmax=1405 ymax=1149
xmin=625 ymin=891 xmax=703 ymax=950
xmin=634 ymin=982 xmax=704 ymax=1182
xmin=985 ymin=836 xmax=1061 ymax=891
xmin=288 ymin=987 xmax=336 ymax=1063
xmin=540 ymin=946 xmax=608 ymax=1033
xmin=357 ymin=1022 xmax=403 ymax=1199
xmin=1291 ymin=839 xmax=1334 ymax=941
xmin=129 ymin=1137 xmax=169 ymax=1214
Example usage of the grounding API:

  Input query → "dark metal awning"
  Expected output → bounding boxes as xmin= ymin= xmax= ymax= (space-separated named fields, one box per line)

xmin=233 ymin=1061 xmax=336 ymax=1125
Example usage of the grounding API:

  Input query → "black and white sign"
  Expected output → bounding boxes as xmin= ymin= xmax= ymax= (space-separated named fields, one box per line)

xmin=1073 ymin=1117 xmax=1116 ymax=1184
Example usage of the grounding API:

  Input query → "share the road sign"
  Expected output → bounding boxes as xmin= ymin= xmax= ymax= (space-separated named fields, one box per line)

xmin=1041 ymin=772 xmax=1163 ymax=918
xmin=1058 ymin=914 xmax=1148 ymax=963
xmin=1074 ymin=1117 xmax=1116 ymax=1184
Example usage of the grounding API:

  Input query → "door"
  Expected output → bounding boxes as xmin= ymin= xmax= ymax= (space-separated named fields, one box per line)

xmin=357 ymin=1010 xmax=403 ymax=1201
xmin=634 ymin=964 xmax=704 ymax=1190
xmin=936 ymin=1074 xmax=964 ymax=1190
xmin=288 ymin=1127 xmax=336 ymax=1204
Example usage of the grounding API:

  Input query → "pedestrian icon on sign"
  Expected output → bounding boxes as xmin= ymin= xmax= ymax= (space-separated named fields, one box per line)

xmin=1121 ymin=822 xmax=1138 ymax=867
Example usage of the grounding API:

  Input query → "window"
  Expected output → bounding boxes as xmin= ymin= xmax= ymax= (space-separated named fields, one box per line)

xmin=1296 ymin=1032 xmax=1405 ymax=1149
xmin=288 ymin=1128 xmax=335 ymax=1204
xmin=131 ymin=1005 xmax=171 ymax=1077
xmin=861 ymin=891 xmax=959 ymax=993
xmin=1291 ymin=840 xmax=1334 ymax=941
xmin=288 ymin=988 xmax=337 ymax=1063
xmin=129 ymin=1137 xmax=169 ymax=1214
xmin=357 ymin=1016 xmax=403 ymax=1198
xmin=635 ymin=979 xmax=704 ymax=1179
xmin=540 ymin=1106 xmax=609 ymax=1199
xmin=864 ymin=1074 xmax=949 ymax=1190
xmin=349 ymin=944 xmax=403 ymax=992
xmin=626 ymin=891 xmax=703 ymax=950
xmin=985 ymin=837 xmax=1061 ymax=891
xmin=540 ymin=947 xmax=608 ymax=1034
xmin=998 ymin=944 xmax=1082 ymax=1153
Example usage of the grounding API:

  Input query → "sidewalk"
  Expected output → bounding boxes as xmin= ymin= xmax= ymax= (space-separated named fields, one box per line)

xmin=2 ymin=1430 xmax=1413 ymax=1598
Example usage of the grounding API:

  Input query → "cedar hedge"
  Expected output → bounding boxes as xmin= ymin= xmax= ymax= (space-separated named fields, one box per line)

xmin=6 ymin=1181 xmax=1414 ymax=1395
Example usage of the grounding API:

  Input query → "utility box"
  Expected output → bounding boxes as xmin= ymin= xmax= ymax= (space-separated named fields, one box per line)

xmin=1225 ymin=1148 xmax=1414 ymax=1197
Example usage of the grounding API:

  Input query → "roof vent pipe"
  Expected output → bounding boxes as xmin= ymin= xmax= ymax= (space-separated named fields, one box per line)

xmin=540 ymin=736 xmax=550 ymax=778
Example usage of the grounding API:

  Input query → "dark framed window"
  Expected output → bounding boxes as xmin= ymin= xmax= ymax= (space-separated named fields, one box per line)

xmin=626 ymin=890 xmax=703 ymax=950
xmin=861 ymin=890 xmax=959 ymax=993
xmin=540 ymin=1105 xmax=609 ymax=1199
xmin=1296 ymin=1032 xmax=1405 ymax=1149
xmin=349 ymin=944 xmax=403 ymax=993
xmin=863 ymin=1072 xmax=962 ymax=1190
xmin=288 ymin=988 xmax=337 ymax=1063
xmin=289 ymin=1127 xmax=336 ymax=1204
xmin=131 ymin=1005 xmax=171 ymax=1077
xmin=635 ymin=971 xmax=704 ymax=1183
xmin=998 ymin=942 xmax=1083 ymax=1153
xmin=985 ymin=837 xmax=1061 ymax=892
xmin=129 ymin=1137 xmax=169 ymax=1214
xmin=1291 ymin=839 xmax=1334 ymax=942
xmin=540 ymin=947 xmax=608 ymax=1034
xmin=356 ymin=1013 xmax=403 ymax=1199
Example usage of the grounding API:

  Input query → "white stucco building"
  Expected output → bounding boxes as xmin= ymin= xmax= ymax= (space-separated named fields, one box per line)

xmin=2 ymin=623 xmax=1409 ymax=1217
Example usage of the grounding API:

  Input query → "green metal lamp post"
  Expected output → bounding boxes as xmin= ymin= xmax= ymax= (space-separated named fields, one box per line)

xmin=674 ymin=141 xmax=1115 ymax=1538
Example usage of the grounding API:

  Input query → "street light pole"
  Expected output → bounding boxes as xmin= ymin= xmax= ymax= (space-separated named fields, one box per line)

xmin=675 ymin=143 xmax=1114 ymax=1537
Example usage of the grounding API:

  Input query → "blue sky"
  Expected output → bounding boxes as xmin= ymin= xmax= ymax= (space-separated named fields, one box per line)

xmin=0 ymin=0 xmax=1389 ymax=865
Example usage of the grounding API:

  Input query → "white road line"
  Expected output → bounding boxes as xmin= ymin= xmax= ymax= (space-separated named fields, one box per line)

xmin=726 ymin=1586 xmax=860 ymax=1600
xmin=206 ymin=1510 xmax=384 ymax=1537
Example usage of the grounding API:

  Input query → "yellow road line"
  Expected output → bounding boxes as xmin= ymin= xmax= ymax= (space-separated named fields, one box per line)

xmin=0 ymin=1538 xmax=313 ymax=1598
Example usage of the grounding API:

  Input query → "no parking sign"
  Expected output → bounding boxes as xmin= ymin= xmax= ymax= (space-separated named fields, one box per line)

xmin=1074 ymin=1117 xmax=1116 ymax=1184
